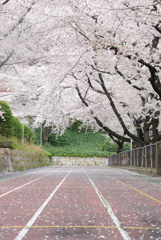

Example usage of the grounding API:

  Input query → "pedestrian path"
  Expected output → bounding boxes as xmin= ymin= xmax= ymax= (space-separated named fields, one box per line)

xmin=0 ymin=166 xmax=161 ymax=239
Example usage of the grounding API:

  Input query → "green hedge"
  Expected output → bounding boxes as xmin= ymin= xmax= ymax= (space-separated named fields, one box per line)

xmin=12 ymin=116 xmax=23 ymax=140
xmin=24 ymin=125 xmax=37 ymax=143
xmin=0 ymin=100 xmax=13 ymax=137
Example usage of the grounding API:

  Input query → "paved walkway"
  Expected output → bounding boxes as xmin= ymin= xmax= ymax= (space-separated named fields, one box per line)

xmin=0 ymin=166 xmax=161 ymax=239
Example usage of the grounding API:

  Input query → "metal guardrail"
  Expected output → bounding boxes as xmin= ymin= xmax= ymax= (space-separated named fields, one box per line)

xmin=108 ymin=144 xmax=156 ymax=169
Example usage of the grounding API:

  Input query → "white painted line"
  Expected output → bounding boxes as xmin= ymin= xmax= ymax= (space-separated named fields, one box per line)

xmin=14 ymin=168 xmax=72 ymax=240
xmin=88 ymin=177 xmax=131 ymax=240
xmin=0 ymin=171 xmax=56 ymax=198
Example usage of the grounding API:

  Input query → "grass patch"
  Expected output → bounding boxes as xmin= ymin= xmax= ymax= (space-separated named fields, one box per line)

xmin=0 ymin=135 xmax=51 ymax=156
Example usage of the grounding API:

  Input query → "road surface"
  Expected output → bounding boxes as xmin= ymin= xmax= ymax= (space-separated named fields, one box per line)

xmin=0 ymin=166 xmax=161 ymax=239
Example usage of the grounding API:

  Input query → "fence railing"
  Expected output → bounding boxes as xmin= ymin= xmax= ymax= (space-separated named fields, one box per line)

xmin=108 ymin=144 xmax=156 ymax=169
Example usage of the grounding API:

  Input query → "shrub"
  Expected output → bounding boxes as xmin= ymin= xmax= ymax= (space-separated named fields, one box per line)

xmin=68 ymin=119 xmax=83 ymax=131
xmin=12 ymin=116 xmax=23 ymax=140
xmin=123 ymin=142 xmax=130 ymax=151
xmin=43 ymin=142 xmax=51 ymax=147
xmin=48 ymin=132 xmax=70 ymax=146
xmin=100 ymin=138 xmax=118 ymax=152
xmin=0 ymin=100 xmax=13 ymax=137
xmin=48 ymin=133 xmax=57 ymax=145
xmin=34 ymin=127 xmax=43 ymax=144
xmin=0 ymin=134 xmax=12 ymax=148
xmin=56 ymin=134 xmax=70 ymax=146
xmin=24 ymin=125 xmax=37 ymax=143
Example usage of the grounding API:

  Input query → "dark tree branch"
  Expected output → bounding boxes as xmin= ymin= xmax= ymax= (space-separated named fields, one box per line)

xmin=115 ymin=66 xmax=125 ymax=78
xmin=69 ymin=23 xmax=90 ymax=41
xmin=115 ymin=66 xmax=145 ymax=91
xmin=4 ymin=3 xmax=34 ymax=38
xmin=109 ymin=134 xmax=120 ymax=144
xmin=84 ymin=86 xmax=90 ymax=100
xmin=98 ymin=73 xmax=143 ymax=144
xmin=138 ymin=59 xmax=161 ymax=98
xmin=103 ymin=45 xmax=119 ymax=55
xmin=91 ymin=15 xmax=98 ymax=24
xmin=91 ymin=64 xmax=111 ymax=74
xmin=148 ymin=92 xmax=160 ymax=101
xmin=133 ymin=118 xmax=144 ymax=142
xmin=75 ymin=84 xmax=130 ymax=143
xmin=152 ymin=36 xmax=159 ymax=49
xmin=132 ymin=85 xmax=145 ymax=91
xmin=153 ymin=21 xmax=161 ymax=34
xmin=138 ymin=59 xmax=157 ymax=72
xmin=103 ymin=43 xmax=161 ymax=98
xmin=86 ymin=75 xmax=105 ymax=95
xmin=75 ymin=85 xmax=89 ymax=107
xmin=2 ymin=0 xmax=10 ymax=5
xmin=93 ymin=116 xmax=130 ymax=143
xmin=0 ymin=50 xmax=14 ymax=68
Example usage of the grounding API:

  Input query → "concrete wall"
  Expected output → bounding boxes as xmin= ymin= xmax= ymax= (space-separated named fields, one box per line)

xmin=51 ymin=156 xmax=108 ymax=166
xmin=0 ymin=148 xmax=50 ymax=172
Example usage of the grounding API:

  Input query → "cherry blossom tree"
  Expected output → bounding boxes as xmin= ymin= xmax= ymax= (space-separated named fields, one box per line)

xmin=1 ymin=0 xmax=161 ymax=151
xmin=63 ymin=0 xmax=161 ymax=150
xmin=0 ymin=0 xmax=86 ymax=119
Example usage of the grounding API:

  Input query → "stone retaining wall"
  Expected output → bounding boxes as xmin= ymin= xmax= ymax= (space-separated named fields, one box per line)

xmin=0 ymin=148 xmax=50 ymax=172
xmin=51 ymin=156 xmax=108 ymax=166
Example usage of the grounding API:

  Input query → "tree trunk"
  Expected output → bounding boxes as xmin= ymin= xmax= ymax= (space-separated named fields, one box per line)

xmin=43 ymin=126 xmax=52 ymax=144
xmin=144 ymin=123 xmax=150 ymax=145
xmin=116 ymin=141 xmax=124 ymax=153
xmin=152 ymin=118 xmax=159 ymax=143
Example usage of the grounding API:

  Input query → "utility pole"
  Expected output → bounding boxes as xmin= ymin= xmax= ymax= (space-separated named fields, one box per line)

xmin=40 ymin=123 xmax=42 ymax=146
xmin=21 ymin=100 xmax=27 ymax=144
xmin=130 ymin=138 xmax=133 ymax=150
